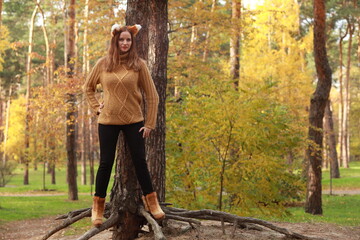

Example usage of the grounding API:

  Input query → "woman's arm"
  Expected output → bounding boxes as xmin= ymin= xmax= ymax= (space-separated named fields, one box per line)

xmin=139 ymin=59 xmax=159 ymax=129
xmin=83 ymin=59 xmax=103 ymax=115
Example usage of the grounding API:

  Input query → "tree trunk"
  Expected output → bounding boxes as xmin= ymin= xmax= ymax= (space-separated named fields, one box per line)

xmin=109 ymin=2 xmax=152 ymax=239
xmin=324 ymin=100 xmax=340 ymax=178
xmin=338 ymin=25 xmax=348 ymax=167
xmin=305 ymin=0 xmax=332 ymax=215
xmin=37 ymin=0 xmax=51 ymax=86
xmin=0 ymin=0 xmax=2 ymax=25
xmin=66 ymin=0 xmax=78 ymax=201
xmin=230 ymin=0 xmax=241 ymax=89
xmin=2 ymin=86 xmax=11 ymax=166
xmin=89 ymin=114 xmax=96 ymax=187
xmin=202 ymin=0 xmax=216 ymax=62
xmin=343 ymin=20 xmax=354 ymax=168
xmin=24 ymin=4 xmax=39 ymax=185
xmin=146 ymin=0 xmax=168 ymax=200
xmin=109 ymin=1 xmax=168 ymax=239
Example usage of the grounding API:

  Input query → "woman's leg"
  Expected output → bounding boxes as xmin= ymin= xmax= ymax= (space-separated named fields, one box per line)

xmin=122 ymin=122 xmax=154 ymax=195
xmin=95 ymin=124 xmax=121 ymax=198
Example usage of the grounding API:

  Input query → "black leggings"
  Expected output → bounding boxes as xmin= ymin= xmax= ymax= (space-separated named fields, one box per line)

xmin=95 ymin=122 xmax=154 ymax=198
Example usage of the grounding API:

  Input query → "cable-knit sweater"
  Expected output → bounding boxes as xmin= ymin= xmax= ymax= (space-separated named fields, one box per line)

xmin=84 ymin=55 xmax=159 ymax=129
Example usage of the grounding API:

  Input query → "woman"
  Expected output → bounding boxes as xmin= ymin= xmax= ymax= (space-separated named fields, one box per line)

xmin=84 ymin=24 xmax=165 ymax=227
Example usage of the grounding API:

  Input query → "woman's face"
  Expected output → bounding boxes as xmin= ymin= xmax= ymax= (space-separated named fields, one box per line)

xmin=118 ymin=31 xmax=132 ymax=53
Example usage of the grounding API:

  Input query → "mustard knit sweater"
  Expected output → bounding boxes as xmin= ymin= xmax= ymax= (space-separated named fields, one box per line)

xmin=84 ymin=55 xmax=159 ymax=129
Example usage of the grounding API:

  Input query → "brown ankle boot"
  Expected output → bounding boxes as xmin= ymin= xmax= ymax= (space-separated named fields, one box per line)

xmin=91 ymin=196 xmax=105 ymax=227
xmin=142 ymin=195 xmax=149 ymax=212
xmin=145 ymin=192 xmax=165 ymax=220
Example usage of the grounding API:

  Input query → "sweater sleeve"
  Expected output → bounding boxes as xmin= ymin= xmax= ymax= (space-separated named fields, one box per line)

xmin=139 ymin=60 xmax=159 ymax=129
xmin=83 ymin=59 xmax=102 ymax=114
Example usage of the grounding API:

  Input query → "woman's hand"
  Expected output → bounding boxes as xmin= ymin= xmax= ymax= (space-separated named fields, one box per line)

xmin=139 ymin=127 xmax=152 ymax=138
xmin=97 ymin=103 xmax=104 ymax=115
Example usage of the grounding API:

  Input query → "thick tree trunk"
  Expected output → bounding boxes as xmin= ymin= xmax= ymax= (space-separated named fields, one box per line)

xmin=109 ymin=2 xmax=152 ymax=239
xmin=230 ymin=0 xmax=241 ymax=89
xmin=109 ymin=1 xmax=168 ymax=239
xmin=146 ymin=0 xmax=168 ymax=201
xmin=324 ymin=100 xmax=340 ymax=178
xmin=66 ymin=0 xmax=78 ymax=201
xmin=24 ymin=4 xmax=39 ymax=185
xmin=305 ymin=0 xmax=332 ymax=215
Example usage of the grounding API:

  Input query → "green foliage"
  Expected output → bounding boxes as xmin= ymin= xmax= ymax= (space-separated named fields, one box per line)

xmin=4 ymin=97 xmax=26 ymax=162
xmin=166 ymin=61 xmax=305 ymax=215
xmin=0 ymin=25 xmax=10 ymax=72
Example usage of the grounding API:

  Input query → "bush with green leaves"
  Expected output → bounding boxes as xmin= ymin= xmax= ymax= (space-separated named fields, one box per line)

xmin=166 ymin=74 xmax=305 ymax=216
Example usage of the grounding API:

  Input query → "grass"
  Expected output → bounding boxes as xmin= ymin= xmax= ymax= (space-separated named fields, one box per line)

xmin=264 ymin=194 xmax=360 ymax=226
xmin=0 ymin=164 xmax=114 ymax=194
xmin=0 ymin=161 xmax=359 ymax=227
xmin=0 ymin=195 xmax=92 ymax=224
xmin=322 ymin=161 xmax=360 ymax=190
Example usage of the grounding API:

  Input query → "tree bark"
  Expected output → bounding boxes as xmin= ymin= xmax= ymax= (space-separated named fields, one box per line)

xmin=66 ymin=0 xmax=78 ymax=201
xmin=108 ymin=1 xmax=168 ymax=239
xmin=324 ymin=100 xmax=340 ymax=178
xmin=146 ymin=0 xmax=168 ymax=201
xmin=305 ymin=0 xmax=332 ymax=215
xmin=108 ymin=2 xmax=152 ymax=239
xmin=230 ymin=0 xmax=241 ymax=89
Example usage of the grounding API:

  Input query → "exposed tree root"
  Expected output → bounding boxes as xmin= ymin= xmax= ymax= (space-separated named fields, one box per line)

xmin=138 ymin=206 xmax=166 ymax=240
xmin=163 ymin=207 xmax=324 ymax=240
xmin=76 ymin=213 xmax=119 ymax=240
xmin=42 ymin=204 xmax=324 ymax=240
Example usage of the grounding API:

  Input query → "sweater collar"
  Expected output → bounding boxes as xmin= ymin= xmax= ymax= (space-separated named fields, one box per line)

xmin=120 ymin=52 xmax=129 ymax=61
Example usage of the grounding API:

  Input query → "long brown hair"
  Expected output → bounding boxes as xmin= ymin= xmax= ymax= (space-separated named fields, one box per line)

xmin=105 ymin=26 xmax=141 ymax=72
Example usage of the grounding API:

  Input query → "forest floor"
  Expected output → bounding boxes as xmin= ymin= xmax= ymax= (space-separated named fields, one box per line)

xmin=1 ymin=215 xmax=360 ymax=240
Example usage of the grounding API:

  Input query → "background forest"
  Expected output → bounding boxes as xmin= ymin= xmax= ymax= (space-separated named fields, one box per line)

xmin=0 ymin=0 xmax=359 ymax=218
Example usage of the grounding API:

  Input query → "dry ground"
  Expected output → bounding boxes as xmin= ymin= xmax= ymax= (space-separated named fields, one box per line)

xmin=1 ymin=216 xmax=359 ymax=240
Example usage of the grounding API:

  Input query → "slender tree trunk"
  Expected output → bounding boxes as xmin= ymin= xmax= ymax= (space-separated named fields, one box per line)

xmin=305 ymin=0 xmax=332 ymax=215
xmin=24 ymin=4 xmax=39 ymax=185
xmin=230 ymin=0 xmax=241 ymax=89
xmin=81 ymin=0 xmax=90 ymax=186
xmin=202 ymin=0 xmax=216 ymax=62
xmin=2 ymin=86 xmax=12 ymax=166
xmin=324 ymin=100 xmax=340 ymax=178
xmin=37 ymin=0 xmax=51 ymax=86
xmin=66 ymin=0 xmax=78 ymax=201
xmin=0 ymin=0 xmax=2 ymax=26
xmin=338 ymin=26 xmax=348 ymax=167
xmin=343 ymin=20 xmax=354 ymax=168
xmin=89 ymin=114 xmax=96 ymax=187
